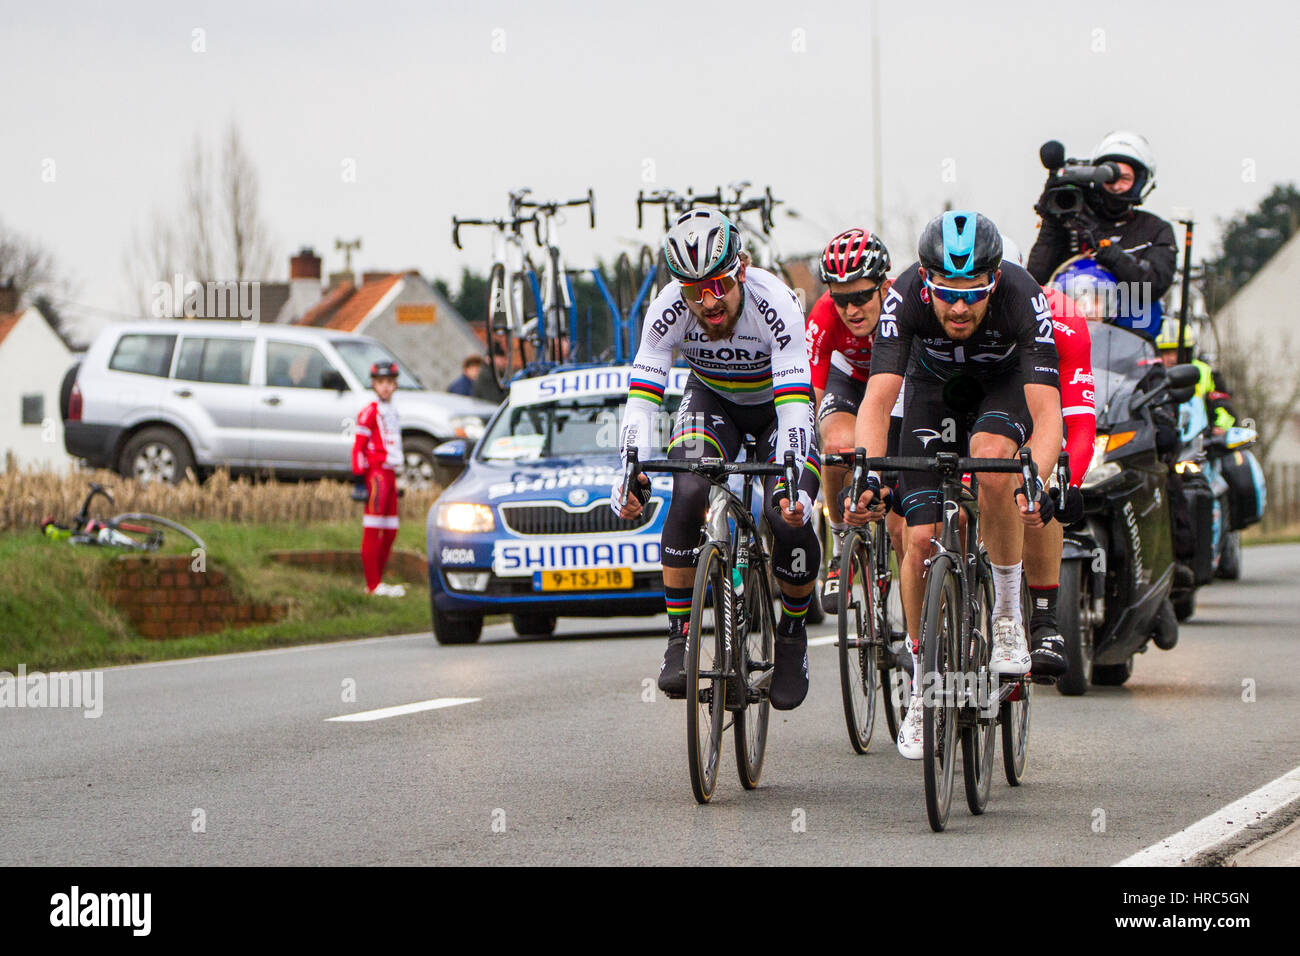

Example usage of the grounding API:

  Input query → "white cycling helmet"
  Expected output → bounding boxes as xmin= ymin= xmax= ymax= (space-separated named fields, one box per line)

xmin=1092 ymin=130 xmax=1157 ymax=202
xmin=999 ymin=233 xmax=1024 ymax=266
xmin=663 ymin=208 xmax=742 ymax=281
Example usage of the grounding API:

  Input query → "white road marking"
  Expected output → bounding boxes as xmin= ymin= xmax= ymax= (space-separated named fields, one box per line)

xmin=327 ymin=697 xmax=481 ymax=722
xmin=1115 ymin=764 xmax=1300 ymax=866
xmin=808 ymin=635 xmax=838 ymax=647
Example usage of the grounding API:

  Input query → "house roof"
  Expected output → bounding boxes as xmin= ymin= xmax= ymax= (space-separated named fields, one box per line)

xmin=0 ymin=313 xmax=18 ymax=350
xmin=324 ymin=274 xmax=404 ymax=332
xmin=297 ymin=281 xmax=355 ymax=327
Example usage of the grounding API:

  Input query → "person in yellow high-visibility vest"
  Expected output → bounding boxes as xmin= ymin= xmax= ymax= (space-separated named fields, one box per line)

xmin=1153 ymin=320 xmax=1237 ymax=433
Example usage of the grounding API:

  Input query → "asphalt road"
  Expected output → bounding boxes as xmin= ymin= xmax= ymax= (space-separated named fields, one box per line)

xmin=4 ymin=544 xmax=1299 ymax=866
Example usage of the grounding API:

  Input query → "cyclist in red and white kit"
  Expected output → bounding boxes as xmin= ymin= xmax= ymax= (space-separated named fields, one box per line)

xmin=353 ymin=361 xmax=405 ymax=598
xmin=806 ymin=228 xmax=898 ymax=614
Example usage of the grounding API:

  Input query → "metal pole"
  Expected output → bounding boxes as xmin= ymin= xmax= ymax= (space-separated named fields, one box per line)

xmin=1176 ymin=219 xmax=1194 ymax=365
xmin=871 ymin=0 xmax=884 ymax=230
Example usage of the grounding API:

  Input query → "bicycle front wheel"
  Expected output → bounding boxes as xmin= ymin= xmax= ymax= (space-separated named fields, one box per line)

xmin=734 ymin=557 xmax=774 ymax=789
xmin=687 ymin=541 xmax=728 ymax=804
xmin=961 ymin=554 xmax=997 ymax=815
xmin=837 ymin=530 xmax=877 ymax=753
xmin=921 ymin=553 xmax=961 ymax=832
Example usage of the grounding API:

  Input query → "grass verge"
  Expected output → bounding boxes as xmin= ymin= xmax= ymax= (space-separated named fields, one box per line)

xmin=1 ymin=519 xmax=433 ymax=672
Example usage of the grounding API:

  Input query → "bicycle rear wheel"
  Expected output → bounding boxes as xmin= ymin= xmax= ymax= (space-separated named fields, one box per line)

xmin=921 ymin=553 xmax=961 ymax=832
xmin=837 ymin=530 xmax=877 ymax=753
xmin=687 ymin=541 xmax=728 ymax=804
xmin=613 ymin=252 xmax=636 ymax=318
xmin=734 ymin=558 xmax=774 ymax=789
xmin=1001 ymin=579 xmax=1033 ymax=786
xmin=962 ymin=554 xmax=997 ymax=815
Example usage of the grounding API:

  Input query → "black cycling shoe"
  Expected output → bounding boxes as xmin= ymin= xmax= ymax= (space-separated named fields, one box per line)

xmin=769 ymin=630 xmax=809 ymax=711
xmin=1029 ymin=631 xmax=1068 ymax=679
xmin=820 ymin=565 xmax=842 ymax=615
xmin=658 ymin=635 xmax=688 ymax=698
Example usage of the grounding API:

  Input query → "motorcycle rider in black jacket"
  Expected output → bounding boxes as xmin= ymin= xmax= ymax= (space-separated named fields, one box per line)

xmin=1027 ymin=130 xmax=1178 ymax=329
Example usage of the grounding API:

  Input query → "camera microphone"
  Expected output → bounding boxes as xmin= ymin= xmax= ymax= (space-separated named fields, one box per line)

xmin=1039 ymin=139 xmax=1066 ymax=171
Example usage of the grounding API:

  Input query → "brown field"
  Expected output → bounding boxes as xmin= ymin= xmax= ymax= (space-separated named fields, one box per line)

xmin=0 ymin=468 xmax=443 ymax=532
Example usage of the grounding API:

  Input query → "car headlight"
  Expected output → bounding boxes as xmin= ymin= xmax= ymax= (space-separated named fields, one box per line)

xmin=451 ymin=415 xmax=486 ymax=440
xmin=437 ymin=502 xmax=495 ymax=533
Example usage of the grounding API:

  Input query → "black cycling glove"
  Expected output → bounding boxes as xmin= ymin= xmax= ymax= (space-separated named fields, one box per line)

xmin=837 ymin=474 xmax=886 ymax=515
xmin=351 ymin=476 xmax=369 ymax=502
xmin=1051 ymin=485 xmax=1084 ymax=525
xmin=1015 ymin=477 xmax=1057 ymax=524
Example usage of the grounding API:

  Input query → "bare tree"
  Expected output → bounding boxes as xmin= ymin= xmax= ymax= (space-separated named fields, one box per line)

xmin=1212 ymin=310 xmax=1300 ymax=467
xmin=0 ymin=219 xmax=62 ymax=302
xmin=124 ymin=121 xmax=276 ymax=313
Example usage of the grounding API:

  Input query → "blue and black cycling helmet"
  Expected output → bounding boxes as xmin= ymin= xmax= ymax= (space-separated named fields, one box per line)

xmin=918 ymin=211 xmax=1003 ymax=280
xmin=663 ymin=208 xmax=743 ymax=281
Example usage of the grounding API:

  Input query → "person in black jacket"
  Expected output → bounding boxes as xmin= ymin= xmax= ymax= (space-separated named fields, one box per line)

xmin=1027 ymin=130 xmax=1178 ymax=319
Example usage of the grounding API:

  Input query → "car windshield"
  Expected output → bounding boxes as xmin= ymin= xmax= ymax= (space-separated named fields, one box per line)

xmin=1089 ymin=322 xmax=1161 ymax=426
xmin=479 ymin=394 xmax=682 ymax=462
xmin=333 ymin=340 xmax=425 ymax=390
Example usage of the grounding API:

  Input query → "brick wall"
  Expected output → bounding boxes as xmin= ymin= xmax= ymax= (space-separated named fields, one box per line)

xmin=99 ymin=555 xmax=286 ymax=640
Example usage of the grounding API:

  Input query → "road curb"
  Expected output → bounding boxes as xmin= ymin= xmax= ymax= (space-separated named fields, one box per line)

xmin=1188 ymin=795 xmax=1300 ymax=867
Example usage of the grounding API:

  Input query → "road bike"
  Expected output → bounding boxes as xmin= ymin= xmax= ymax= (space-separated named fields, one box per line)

xmin=517 ymin=190 xmax=596 ymax=365
xmin=625 ymin=444 xmax=798 ymax=804
xmin=451 ymin=198 xmax=540 ymax=389
xmin=849 ymin=450 xmax=1040 ymax=831
xmin=42 ymin=483 xmax=206 ymax=553
xmin=823 ymin=451 xmax=908 ymax=753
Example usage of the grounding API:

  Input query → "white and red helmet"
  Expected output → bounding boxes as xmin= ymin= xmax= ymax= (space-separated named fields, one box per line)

xmin=819 ymin=228 xmax=891 ymax=284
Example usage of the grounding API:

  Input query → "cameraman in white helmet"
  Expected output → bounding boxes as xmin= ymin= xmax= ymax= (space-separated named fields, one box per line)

xmin=1027 ymin=130 xmax=1178 ymax=319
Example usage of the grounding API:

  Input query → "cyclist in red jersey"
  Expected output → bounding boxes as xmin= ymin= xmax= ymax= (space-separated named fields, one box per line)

xmin=807 ymin=228 xmax=895 ymax=613
xmin=1006 ymin=230 xmax=1096 ymax=677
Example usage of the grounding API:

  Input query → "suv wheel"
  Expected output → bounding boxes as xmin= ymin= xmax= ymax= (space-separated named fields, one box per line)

xmin=401 ymin=436 xmax=438 ymax=492
xmin=119 ymin=427 xmax=196 ymax=485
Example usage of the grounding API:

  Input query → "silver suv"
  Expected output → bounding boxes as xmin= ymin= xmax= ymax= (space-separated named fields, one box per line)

xmin=64 ymin=321 xmax=497 ymax=484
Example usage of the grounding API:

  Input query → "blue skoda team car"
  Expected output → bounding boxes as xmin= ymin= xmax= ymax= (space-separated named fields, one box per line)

xmin=426 ymin=365 xmax=689 ymax=644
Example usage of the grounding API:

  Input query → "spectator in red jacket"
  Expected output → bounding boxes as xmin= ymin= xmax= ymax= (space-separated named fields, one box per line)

xmin=353 ymin=362 xmax=405 ymax=597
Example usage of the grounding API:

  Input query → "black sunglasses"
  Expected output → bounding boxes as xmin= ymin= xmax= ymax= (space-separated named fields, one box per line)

xmin=829 ymin=285 xmax=881 ymax=308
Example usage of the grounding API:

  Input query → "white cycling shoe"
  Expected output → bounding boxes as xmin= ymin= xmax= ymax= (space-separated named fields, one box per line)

xmin=368 ymin=582 xmax=406 ymax=598
xmin=990 ymin=616 xmax=1031 ymax=676
xmin=896 ymin=696 xmax=924 ymax=760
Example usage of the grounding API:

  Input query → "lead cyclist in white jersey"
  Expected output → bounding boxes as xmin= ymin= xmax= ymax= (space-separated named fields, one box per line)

xmin=613 ymin=208 xmax=821 ymax=710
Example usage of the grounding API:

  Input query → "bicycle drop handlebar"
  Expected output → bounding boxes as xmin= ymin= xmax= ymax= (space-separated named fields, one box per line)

xmin=450 ymin=214 xmax=536 ymax=250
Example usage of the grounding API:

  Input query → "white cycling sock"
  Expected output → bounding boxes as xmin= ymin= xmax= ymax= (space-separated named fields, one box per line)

xmin=830 ymin=520 xmax=847 ymax=557
xmin=991 ymin=562 xmax=1023 ymax=623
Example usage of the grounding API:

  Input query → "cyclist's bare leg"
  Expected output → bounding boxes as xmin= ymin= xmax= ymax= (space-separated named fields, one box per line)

xmin=1022 ymin=520 xmax=1062 ymax=588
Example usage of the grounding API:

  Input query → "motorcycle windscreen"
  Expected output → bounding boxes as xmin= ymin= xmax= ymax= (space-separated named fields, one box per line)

xmin=1089 ymin=322 xmax=1162 ymax=428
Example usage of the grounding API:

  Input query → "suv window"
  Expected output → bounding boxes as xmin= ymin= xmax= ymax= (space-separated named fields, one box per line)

xmin=266 ymin=342 xmax=343 ymax=389
xmin=333 ymin=340 xmax=424 ymax=390
xmin=109 ymin=334 xmax=177 ymax=377
xmin=175 ymin=337 xmax=254 ymax=385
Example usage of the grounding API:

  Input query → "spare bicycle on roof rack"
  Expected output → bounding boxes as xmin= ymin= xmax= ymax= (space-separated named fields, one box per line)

xmin=454 ymin=188 xmax=631 ymax=383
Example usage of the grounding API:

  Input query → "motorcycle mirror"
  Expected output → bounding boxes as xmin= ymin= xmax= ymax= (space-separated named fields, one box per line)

xmin=1166 ymin=363 xmax=1200 ymax=389
xmin=1168 ymin=384 xmax=1196 ymax=404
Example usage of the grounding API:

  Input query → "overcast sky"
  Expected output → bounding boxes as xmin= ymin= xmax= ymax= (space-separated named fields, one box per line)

xmin=4 ymin=0 xmax=1297 ymax=338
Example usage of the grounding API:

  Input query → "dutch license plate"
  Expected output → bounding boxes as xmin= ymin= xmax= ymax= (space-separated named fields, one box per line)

xmin=534 ymin=568 xmax=632 ymax=591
